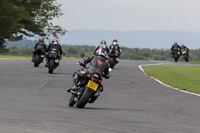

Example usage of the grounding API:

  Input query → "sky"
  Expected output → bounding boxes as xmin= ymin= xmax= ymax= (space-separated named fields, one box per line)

xmin=53 ymin=0 xmax=200 ymax=32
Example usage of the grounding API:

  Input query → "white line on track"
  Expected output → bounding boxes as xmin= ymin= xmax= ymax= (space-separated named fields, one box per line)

xmin=138 ymin=63 xmax=200 ymax=97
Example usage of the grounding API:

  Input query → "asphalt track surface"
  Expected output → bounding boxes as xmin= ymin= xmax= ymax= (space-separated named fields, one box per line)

xmin=0 ymin=58 xmax=200 ymax=133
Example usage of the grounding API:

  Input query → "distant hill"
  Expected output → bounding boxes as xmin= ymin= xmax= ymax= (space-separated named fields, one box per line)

xmin=5 ymin=30 xmax=200 ymax=50
xmin=5 ymin=38 xmax=37 ymax=47
xmin=59 ymin=30 xmax=200 ymax=49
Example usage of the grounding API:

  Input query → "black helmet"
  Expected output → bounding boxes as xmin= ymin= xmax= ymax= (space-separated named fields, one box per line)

xmin=100 ymin=40 xmax=106 ymax=44
xmin=113 ymin=39 xmax=118 ymax=43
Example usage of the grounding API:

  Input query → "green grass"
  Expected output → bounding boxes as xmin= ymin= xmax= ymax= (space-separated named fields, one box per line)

xmin=0 ymin=54 xmax=80 ymax=58
xmin=190 ymin=61 xmax=200 ymax=64
xmin=0 ymin=55 xmax=32 ymax=58
xmin=142 ymin=65 xmax=200 ymax=94
xmin=62 ymin=55 xmax=80 ymax=58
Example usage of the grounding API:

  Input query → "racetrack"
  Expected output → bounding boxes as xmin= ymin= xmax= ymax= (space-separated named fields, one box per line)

xmin=0 ymin=58 xmax=200 ymax=133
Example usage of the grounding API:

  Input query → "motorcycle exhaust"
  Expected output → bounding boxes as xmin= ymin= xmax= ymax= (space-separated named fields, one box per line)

xmin=95 ymin=91 xmax=100 ymax=97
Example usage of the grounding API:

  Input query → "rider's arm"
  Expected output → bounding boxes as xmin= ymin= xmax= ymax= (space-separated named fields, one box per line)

xmin=44 ymin=43 xmax=47 ymax=50
xmin=46 ymin=44 xmax=51 ymax=52
xmin=59 ymin=45 xmax=63 ymax=55
xmin=84 ymin=55 xmax=93 ymax=65
xmin=171 ymin=46 xmax=173 ymax=51
xmin=34 ymin=43 xmax=38 ymax=49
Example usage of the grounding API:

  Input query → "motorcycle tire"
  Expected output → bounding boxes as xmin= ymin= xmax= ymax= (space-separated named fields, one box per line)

xmin=174 ymin=54 xmax=179 ymax=62
xmin=69 ymin=95 xmax=76 ymax=107
xmin=48 ymin=59 xmax=54 ymax=73
xmin=76 ymin=87 xmax=93 ymax=108
xmin=184 ymin=55 xmax=189 ymax=62
xmin=34 ymin=54 xmax=40 ymax=67
xmin=108 ymin=57 xmax=117 ymax=69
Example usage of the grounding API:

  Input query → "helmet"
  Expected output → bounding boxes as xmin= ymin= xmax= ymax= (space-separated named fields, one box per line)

xmin=39 ymin=38 xmax=44 ymax=42
xmin=174 ymin=42 xmax=178 ymax=45
xmin=112 ymin=39 xmax=118 ymax=45
xmin=53 ymin=38 xmax=58 ymax=42
xmin=181 ymin=44 xmax=184 ymax=47
xmin=52 ymin=38 xmax=58 ymax=44
xmin=100 ymin=40 xmax=106 ymax=44
xmin=113 ymin=39 xmax=118 ymax=43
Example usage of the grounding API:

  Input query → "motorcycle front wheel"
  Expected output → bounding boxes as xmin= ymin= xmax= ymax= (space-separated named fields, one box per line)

xmin=183 ymin=54 xmax=189 ymax=62
xmin=69 ymin=95 xmax=76 ymax=107
xmin=174 ymin=54 xmax=179 ymax=62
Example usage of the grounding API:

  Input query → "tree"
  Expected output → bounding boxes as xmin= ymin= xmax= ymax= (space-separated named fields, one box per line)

xmin=0 ymin=0 xmax=66 ymax=48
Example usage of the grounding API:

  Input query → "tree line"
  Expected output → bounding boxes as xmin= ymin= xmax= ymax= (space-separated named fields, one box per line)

xmin=5 ymin=45 xmax=200 ymax=61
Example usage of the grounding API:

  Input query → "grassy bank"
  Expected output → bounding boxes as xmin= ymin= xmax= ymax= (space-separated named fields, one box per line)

xmin=142 ymin=65 xmax=200 ymax=94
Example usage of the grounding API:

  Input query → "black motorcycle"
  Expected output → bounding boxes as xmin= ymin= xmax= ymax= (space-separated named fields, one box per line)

xmin=172 ymin=50 xmax=180 ymax=62
xmin=33 ymin=48 xmax=46 ymax=67
xmin=181 ymin=50 xmax=189 ymax=62
xmin=108 ymin=54 xmax=119 ymax=69
xmin=68 ymin=54 xmax=104 ymax=108
xmin=47 ymin=48 xmax=61 ymax=73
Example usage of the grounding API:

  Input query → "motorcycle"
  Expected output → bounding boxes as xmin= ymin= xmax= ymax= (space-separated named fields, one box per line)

xmin=33 ymin=48 xmax=46 ymax=67
xmin=181 ymin=50 xmax=189 ymax=62
xmin=68 ymin=54 xmax=104 ymax=108
xmin=108 ymin=54 xmax=119 ymax=69
xmin=108 ymin=48 xmax=120 ymax=69
xmin=172 ymin=50 xmax=180 ymax=62
xmin=47 ymin=48 xmax=61 ymax=73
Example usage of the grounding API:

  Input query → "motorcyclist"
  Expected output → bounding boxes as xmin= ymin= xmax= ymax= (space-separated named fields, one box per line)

xmin=181 ymin=44 xmax=189 ymax=53
xmin=94 ymin=40 xmax=109 ymax=57
xmin=45 ymin=39 xmax=63 ymax=67
xmin=108 ymin=39 xmax=121 ymax=63
xmin=31 ymin=38 xmax=46 ymax=62
xmin=67 ymin=46 xmax=110 ymax=95
xmin=171 ymin=42 xmax=181 ymax=56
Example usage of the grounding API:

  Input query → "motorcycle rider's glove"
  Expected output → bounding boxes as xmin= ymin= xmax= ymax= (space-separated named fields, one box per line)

xmin=78 ymin=60 xmax=86 ymax=67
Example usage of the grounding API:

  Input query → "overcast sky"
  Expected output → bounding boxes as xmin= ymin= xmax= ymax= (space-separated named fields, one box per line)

xmin=52 ymin=0 xmax=200 ymax=32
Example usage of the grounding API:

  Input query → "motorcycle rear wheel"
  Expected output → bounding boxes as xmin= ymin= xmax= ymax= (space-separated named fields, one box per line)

xmin=76 ymin=87 xmax=93 ymax=108
xmin=34 ymin=54 xmax=40 ymax=67
xmin=48 ymin=59 xmax=54 ymax=73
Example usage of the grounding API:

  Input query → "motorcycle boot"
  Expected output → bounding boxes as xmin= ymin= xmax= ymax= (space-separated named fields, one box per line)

xmin=31 ymin=51 xmax=35 ymax=62
xmin=45 ymin=61 xmax=48 ymax=67
xmin=67 ymin=72 xmax=81 ymax=93
xmin=67 ymin=85 xmax=79 ymax=93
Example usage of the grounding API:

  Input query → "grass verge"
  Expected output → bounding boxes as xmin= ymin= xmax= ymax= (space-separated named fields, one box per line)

xmin=142 ymin=65 xmax=200 ymax=94
xmin=0 ymin=55 xmax=31 ymax=58
xmin=0 ymin=54 xmax=80 ymax=58
xmin=190 ymin=61 xmax=200 ymax=64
